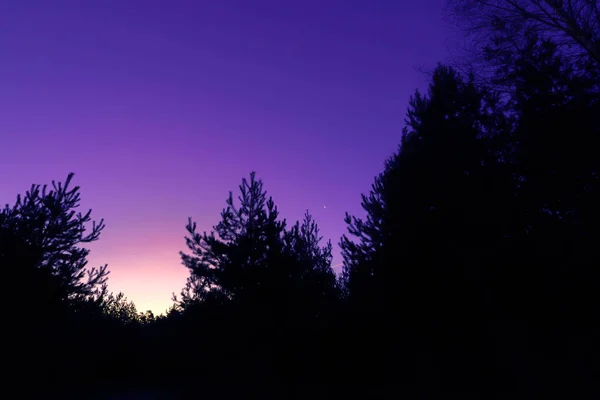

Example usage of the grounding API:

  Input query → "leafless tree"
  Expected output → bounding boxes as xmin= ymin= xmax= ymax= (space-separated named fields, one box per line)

xmin=444 ymin=0 xmax=600 ymax=83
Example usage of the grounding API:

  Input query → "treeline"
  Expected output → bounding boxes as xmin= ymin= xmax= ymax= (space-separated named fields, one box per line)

xmin=3 ymin=3 xmax=600 ymax=397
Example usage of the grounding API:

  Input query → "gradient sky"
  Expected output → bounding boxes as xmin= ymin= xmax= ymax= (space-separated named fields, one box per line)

xmin=0 ymin=0 xmax=450 ymax=314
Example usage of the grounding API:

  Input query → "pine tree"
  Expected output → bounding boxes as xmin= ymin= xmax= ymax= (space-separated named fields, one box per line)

xmin=489 ymin=36 xmax=600 ymax=392
xmin=0 ymin=173 xmax=113 ymax=392
xmin=178 ymin=174 xmax=339 ymax=314
xmin=177 ymin=171 xmax=286 ymax=309
xmin=339 ymin=64 xmax=508 ymax=387
xmin=341 ymin=64 xmax=504 ymax=311
xmin=0 ymin=173 xmax=108 ymax=308
xmin=177 ymin=172 xmax=341 ymax=383
xmin=285 ymin=210 xmax=338 ymax=316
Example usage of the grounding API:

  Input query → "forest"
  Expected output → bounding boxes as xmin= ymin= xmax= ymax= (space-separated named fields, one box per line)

xmin=2 ymin=1 xmax=600 ymax=398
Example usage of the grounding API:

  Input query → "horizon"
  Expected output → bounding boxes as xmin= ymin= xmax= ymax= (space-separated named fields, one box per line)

xmin=0 ymin=0 xmax=450 ymax=314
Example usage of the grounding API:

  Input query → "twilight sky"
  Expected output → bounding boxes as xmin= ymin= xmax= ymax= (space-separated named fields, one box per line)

xmin=0 ymin=0 xmax=450 ymax=314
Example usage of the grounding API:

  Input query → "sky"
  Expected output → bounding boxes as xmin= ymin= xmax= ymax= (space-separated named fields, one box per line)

xmin=0 ymin=0 xmax=450 ymax=314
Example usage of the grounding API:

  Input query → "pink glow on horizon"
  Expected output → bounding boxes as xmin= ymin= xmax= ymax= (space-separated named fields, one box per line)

xmin=1 ymin=0 xmax=450 ymax=314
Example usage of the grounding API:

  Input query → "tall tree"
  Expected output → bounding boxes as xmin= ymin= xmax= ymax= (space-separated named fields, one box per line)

xmin=178 ymin=174 xmax=339 ymax=313
xmin=177 ymin=171 xmax=287 ymax=309
xmin=341 ymin=64 xmax=506 ymax=312
xmin=176 ymin=173 xmax=340 ymax=383
xmin=498 ymin=34 xmax=600 ymax=325
xmin=482 ymin=35 xmax=600 ymax=394
xmin=0 ymin=174 xmax=115 ymax=392
xmin=340 ymin=64 xmax=509 ymax=389
xmin=0 ymin=173 xmax=108 ymax=307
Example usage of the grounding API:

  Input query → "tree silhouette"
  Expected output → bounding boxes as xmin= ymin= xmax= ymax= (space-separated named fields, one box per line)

xmin=5 ymin=22 xmax=600 ymax=397
xmin=174 ymin=172 xmax=290 ymax=383
xmin=98 ymin=291 xmax=140 ymax=325
xmin=285 ymin=211 xmax=339 ymax=314
xmin=0 ymin=173 xmax=108 ymax=306
xmin=342 ymin=64 xmax=504 ymax=307
xmin=178 ymin=173 xmax=339 ymax=316
xmin=338 ymin=39 xmax=600 ymax=395
xmin=175 ymin=172 xmax=342 ymax=385
xmin=489 ymin=35 xmax=600 ymax=393
xmin=340 ymin=64 xmax=511 ymax=390
xmin=177 ymin=171 xmax=287 ymax=309
xmin=445 ymin=0 xmax=600 ymax=88
xmin=0 ymin=174 xmax=131 ymax=395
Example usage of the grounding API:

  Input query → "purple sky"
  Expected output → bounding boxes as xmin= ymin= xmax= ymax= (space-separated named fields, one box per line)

xmin=0 ymin=0 xmax=449 ymax=314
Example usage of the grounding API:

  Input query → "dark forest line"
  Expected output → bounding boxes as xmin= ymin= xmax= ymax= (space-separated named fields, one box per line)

xmin=3 ymin=2 xmax=600 ymax=398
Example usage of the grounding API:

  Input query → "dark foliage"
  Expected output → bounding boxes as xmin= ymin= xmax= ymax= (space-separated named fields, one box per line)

xmin=177 ymin=171 xmax=287 ymax=308
xmin=340 ymin=64 xmax=512 ymax=391
xmin=0 ymin=175 xmax=144 ymax=396
xmin=340 ymin=43 xmax=600 ymax=396
xmin=445 ymin=0 xmax=600 ymax=89
xmin=0 ymin=173 xmax=108 ymax=302
xmin=173 ymin=172 xmax=340 ymax=384
xmin=5 ymin=25 xmax=600 ymax=399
